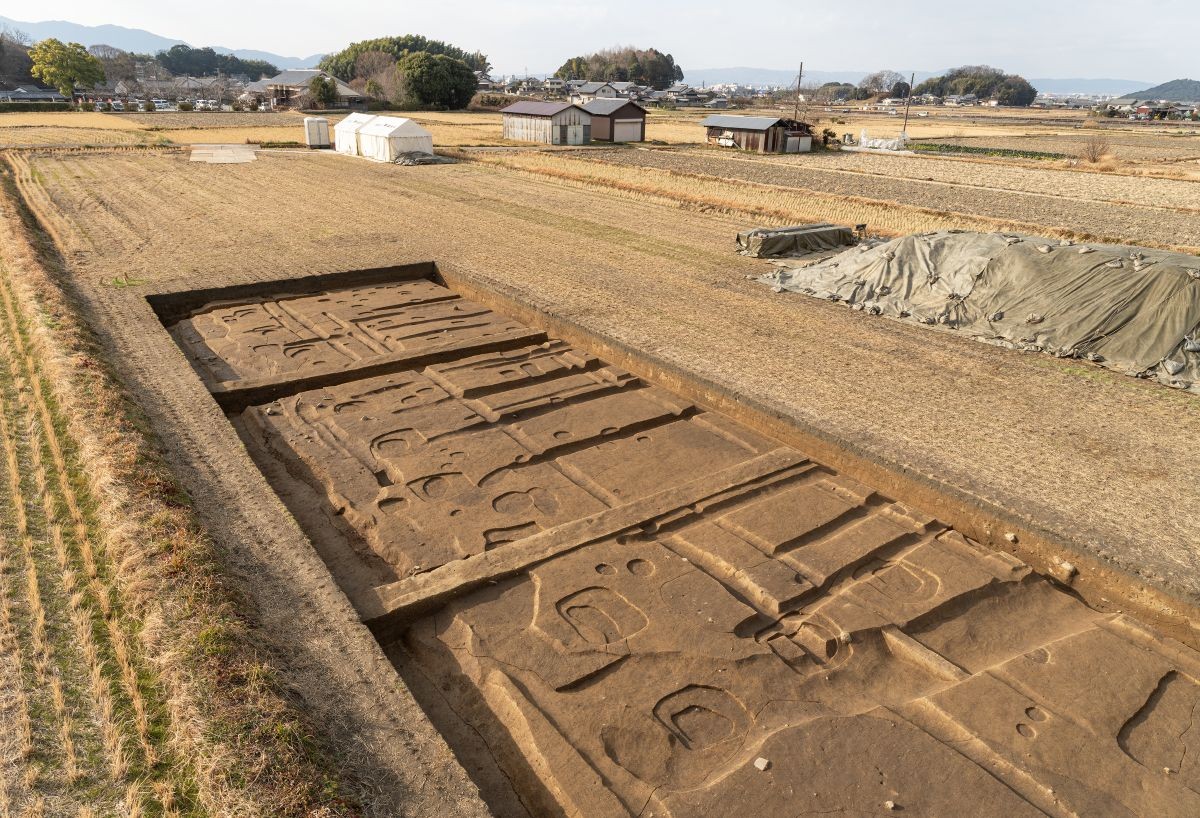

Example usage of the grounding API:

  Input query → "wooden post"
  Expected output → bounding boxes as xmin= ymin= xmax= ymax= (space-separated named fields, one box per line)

xmin=901 ymin=71 xmax=915 ymax=137
xmin=793 ymin=61 xmax=804 ymax=121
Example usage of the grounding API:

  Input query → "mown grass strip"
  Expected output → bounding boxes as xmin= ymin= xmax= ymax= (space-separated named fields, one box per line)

xmin=0 ymin=151 xmax=354 ymax=816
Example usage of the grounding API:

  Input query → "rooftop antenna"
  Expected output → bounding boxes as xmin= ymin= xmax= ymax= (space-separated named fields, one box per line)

xmin=793 ymin=61 xmax=804 ymax=120
xmin=901 ymin=71 xmax=915 ymax=137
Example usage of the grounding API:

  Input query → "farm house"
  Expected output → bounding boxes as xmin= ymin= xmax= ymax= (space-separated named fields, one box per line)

xmin=357 ymin=117 xmax=434 ymax=162
xmin=501 ymin=101 xmax=592 ymax=145
xmin=582 ymin=99 xmax=647 ymax=142
xmin=699 ymin=115 xmax=814 ymax=153
xmin=334 ymin=112 xmax=378 ymax=157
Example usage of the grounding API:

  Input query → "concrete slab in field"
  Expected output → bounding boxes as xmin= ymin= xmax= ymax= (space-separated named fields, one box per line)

xmin=189 ymin=144 xmax=258 ymax=163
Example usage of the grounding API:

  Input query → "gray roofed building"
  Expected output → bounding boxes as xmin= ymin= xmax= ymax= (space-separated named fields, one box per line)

xmin=500 ymin=101 xmax=581 ymax=117
xmin=0 ymin=86 xmax=68 ymax=102
xmin=501 ymin=101 xmax=591 ymax=144
xmin=699 ymin=114 xmax=787 ymax=131
xmin=263 ymin=69 xmax=365 ymax=110
xmin=581 ymin=98 xmax=646 ymax=116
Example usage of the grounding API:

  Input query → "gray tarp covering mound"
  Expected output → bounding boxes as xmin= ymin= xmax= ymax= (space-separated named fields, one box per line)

xmin=759 ymin=230 xmax=1200 ymax=392
xmin=737 ymin=223 xmax=856 ymax=258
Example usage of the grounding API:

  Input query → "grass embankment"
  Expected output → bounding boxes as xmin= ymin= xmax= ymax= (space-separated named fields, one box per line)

xmin=0 ymin=152 xmax=353 ymax=816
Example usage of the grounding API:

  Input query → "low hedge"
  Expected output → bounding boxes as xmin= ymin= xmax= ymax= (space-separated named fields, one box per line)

xmin=0 ymin=102 xmax=73 ymax=112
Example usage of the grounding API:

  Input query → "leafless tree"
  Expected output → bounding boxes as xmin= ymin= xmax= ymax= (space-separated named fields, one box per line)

xmin=354 ymin=50 xmax=395 ymax=81
xmin=1079 ymin=132 xmax=1111 ymax=163
xmin=859 ymin=69 xmax=905 ymax=95
xmin=0 ymin=25 xmax=33 ymax=81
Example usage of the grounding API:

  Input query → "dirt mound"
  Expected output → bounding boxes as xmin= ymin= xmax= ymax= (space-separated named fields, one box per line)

xmin=761 ymin=230 xmax=1200 ymax=392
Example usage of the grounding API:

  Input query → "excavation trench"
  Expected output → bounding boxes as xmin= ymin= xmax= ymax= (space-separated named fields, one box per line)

xmin=154 ymin=265 xmax=1200 ymax=817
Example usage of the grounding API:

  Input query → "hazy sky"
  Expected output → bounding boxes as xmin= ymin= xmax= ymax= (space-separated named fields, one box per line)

xmin=27 ymin=1 xmax=1197 ymax=81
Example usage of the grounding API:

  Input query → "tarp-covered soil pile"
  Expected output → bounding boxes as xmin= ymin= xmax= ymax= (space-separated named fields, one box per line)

xmin=760 ymin=230 xmax=1200 ymax=392
xmin=737 ymin=223 xmax=857 ymax=258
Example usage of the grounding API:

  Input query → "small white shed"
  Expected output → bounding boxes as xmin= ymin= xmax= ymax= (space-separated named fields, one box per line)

xmin=357 ymin=117 xmax=434 ymax=162
xmin=333 ymin=112 xmax=377 ymax=157
xmin=303 ymin=116 xmax=330 ymax=148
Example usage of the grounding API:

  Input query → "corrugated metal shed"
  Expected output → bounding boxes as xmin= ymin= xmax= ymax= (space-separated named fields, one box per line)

xmin=501 ymin=102 xmax=592 ymax=144
xmin=698 ymin=115 xmax=785 ymax=131
xmin=582 ymin=99 xmax=647 ymax=142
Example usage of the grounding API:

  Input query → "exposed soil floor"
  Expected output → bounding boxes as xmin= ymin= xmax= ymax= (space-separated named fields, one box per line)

xmin=11 ymin=147 xmax=1200 ymax=813
xmin=164 ymin=273 xmax=1200 ymax=817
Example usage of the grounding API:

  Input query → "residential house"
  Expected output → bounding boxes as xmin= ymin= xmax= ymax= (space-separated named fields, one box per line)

xmin=0 ymin=86 xmax=67 ymax=103
xmin=571 ymin=82 xmax=619 ymax=104
xmin=262 ymin=70 xmax=366 ymax=110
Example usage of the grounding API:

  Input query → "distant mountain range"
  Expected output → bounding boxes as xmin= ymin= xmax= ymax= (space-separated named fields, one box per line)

xmin=1131 ymin=78 xmax=1200 ymax=101
xmin=682 ymin=67 xmax=1155 ymax=97
xmin=0 ymin=15 xmax=323 ymax=69
xmin=0 ymin=17 xmax=1171 ymax=96
xmin=680 ymin=67 xmax=939 ymax=88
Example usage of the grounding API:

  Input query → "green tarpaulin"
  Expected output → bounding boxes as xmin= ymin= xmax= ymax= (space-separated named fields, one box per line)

xmin=760 ymin=230 xmax=1200 ymax=392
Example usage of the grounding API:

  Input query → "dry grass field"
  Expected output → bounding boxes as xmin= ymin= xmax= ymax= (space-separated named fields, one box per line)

xmin=779 ymin=150 xmax=1200 ymax=209
xmin=1 ymin=104 xmax=1200 ymax=815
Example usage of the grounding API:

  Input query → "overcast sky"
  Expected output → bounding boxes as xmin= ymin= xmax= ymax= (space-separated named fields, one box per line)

xmin=28 ymin=1 xmax=1196 ymax=81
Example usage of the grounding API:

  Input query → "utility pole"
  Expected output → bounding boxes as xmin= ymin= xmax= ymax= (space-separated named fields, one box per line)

xmin=793 ymin=61 xmax=804 ymax=120
xmin=901 ymin=71 xmax=915 ymax=137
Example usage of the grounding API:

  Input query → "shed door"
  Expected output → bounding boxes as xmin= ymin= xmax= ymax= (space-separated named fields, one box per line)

xmin=786 ymin=136 xmax=800 ymax=153
xmin=613 ymin=120 xmax=642 ymax=142
xmin=557 ymin=124 xmax=568 ymax=144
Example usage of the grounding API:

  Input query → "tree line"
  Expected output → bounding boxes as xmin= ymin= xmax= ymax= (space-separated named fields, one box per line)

xmin=809 ymin=66 xmax=1036 ymax=106
xmin=319 ymin=35 xmax=484 ymax=110
xmin=553 ymin=47 xmax=683 ymax=89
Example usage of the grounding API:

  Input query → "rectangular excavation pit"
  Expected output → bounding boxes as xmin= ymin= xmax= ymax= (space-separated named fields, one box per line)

xmin=153 ymin=267 xmax=1200 ymax=818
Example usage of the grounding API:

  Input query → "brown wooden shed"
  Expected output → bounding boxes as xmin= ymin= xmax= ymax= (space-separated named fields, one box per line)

xmin=581 ymin=99 xmax=647 ymax=142
xmin=699 ymin=114 xmax=813 ymax=153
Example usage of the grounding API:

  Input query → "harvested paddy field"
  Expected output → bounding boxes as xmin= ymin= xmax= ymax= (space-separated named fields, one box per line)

xmin=557 ymin=147 xmax=1200 ymax=249
xmin=781 ymin=150 xmax=1200 ymax=210
xmin=113 ymin=111 xmax=307 ymax=129
xmin=918 ymin=132 xmax=1200 ymax=162
xmin=0 ymin=127 xmax=160 ymax=148
xmin=8 ymin=145 xmax=1200 ymax=816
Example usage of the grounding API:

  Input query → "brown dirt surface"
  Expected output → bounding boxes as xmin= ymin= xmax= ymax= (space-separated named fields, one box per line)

xmin=11 ymin=146 xmax=1200 ymax=813
xmin=174 ymin=271 xmax=1200 ymax=818
xmin=566 ymin=147 xmax=1200 ymax=249
xmin=20 ymin=146 xmax=1200 ymax=610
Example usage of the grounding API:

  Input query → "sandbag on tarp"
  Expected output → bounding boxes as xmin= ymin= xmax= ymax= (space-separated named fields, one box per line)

xmin=737 ymin=223 xmax=856 ymax=258
xmin=759 ymin=230 xmax=1200 ymax=392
